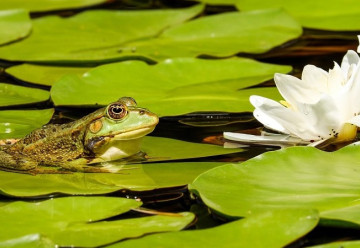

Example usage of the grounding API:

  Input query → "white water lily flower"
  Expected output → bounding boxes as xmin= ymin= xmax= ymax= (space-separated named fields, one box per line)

xmin=224 ymin=50 xmax=360 ymax=146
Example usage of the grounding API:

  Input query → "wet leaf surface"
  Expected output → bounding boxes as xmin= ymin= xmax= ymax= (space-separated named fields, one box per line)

xmin=0 ymin=109 xmax=54 ymax=139
xmin=0 ymin=196 xmax=194 ymax=247
xmin=51 ymin=57 xmax=287 ymax=115
xmin=107 ymin=209 xmax=318 ymax=248
xmin=0 ymin=83 xmax=49 ymax=107
xmin=190 ymin=144 xmax=360 ymax=226
xmin=0 ymin=9 xmax=31 ymax=45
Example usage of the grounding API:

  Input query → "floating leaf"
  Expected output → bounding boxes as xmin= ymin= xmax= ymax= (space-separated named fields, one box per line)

xmin=0 ymin=234 xmax=55 ymax=248
xmin=0 ymin=196 xmax=194 ymax=247
xmin=0 ymin=0 xmax=108 ymax=12
xmin=234 ymin=0 xmax=360 ymax=30
xmin=0 ymin=109 xmax=54 ymax=139
xmin=0 ymin=83 xmax=49 ymax=107
xmin=0 ymin=9 xmax=31 ymax=45
xmin=308 ymin=240 xmax=360 ymax=248
xmin=190 ymin=145 xmax=360 ymax=225
xmin=118 ymin=8 xmax=302 ymax=60
xmin=0 ymin=5 xmax=204 ymax=63
xmin=108 ymin=209 xmax=318 ymax=248
xmin=0 ymin=162 xmax=227 ymax=197
xmin=51 ymin=57 xmax=287 ymax=115
xmin=6 ymin=64 xmax=91 ymax=86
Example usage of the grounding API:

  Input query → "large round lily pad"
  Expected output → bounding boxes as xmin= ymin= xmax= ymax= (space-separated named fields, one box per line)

xmin=51 ymin=57 xmax=287 ymax=115
xmin=108 ymin=209 xmax=318 ymax=248
xmin=0 ymin=5 xmax=204 ymax=63
xmin=190 ymin=144 xmax=360 ymax=225
xmin=119 ymin=8 xmax=302 ymax=61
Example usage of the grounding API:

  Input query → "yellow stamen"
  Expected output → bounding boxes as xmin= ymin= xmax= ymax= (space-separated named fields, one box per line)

xmin=335 ymin=123 xmax=358 ymax=142
xmin=280 ymin=100 xmax=291 ymax=108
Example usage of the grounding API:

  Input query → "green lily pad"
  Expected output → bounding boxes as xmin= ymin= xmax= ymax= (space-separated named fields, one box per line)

xmin=0 ymin=83 xmax=49 ymax=107
xmin=0 ymin=196 xmax=195 ymax=247
xmin=0 ymin=109 xmax=54 ymax=139
xmin=107 ymin=209 xmax=318 ymax=248
xmin=118 ymin=8 xmax=302 ymax=60
xmin=51 ymin=57 xmax=287 ymax=115
xmin=0 ymin=9 xmax=31 ymax=45
xmin=6 ymin=64 xmax=91 ymax=86
xmin=0 ymin=161 xmax=226 ymax=197
xmin=0 ymin=0 xmax=107 ymax=12
xmin=308 ymin=240 xmax=360 ymax=248
xmin=0 ymin=234 xmax=55 ymax=248
xmin=0 ymin=5 xmax=204 ymax=63
xmin=190 ymin=145 xmax=360 ymax=225
xmin=234 ymin=0 xmax=360 ymax=30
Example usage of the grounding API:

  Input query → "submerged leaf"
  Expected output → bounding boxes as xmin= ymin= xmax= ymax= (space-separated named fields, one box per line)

xmin=108 ymin=209 xmax=318 ymax=248
xmin=190 ymin=144 xmax=360 ymax=225
xmin=0 ymin=9 xmax=31 ymax=45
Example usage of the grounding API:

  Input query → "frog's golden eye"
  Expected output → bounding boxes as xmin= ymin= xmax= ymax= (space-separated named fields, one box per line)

xmin=107 ymin=103 xmax=127 ymax=120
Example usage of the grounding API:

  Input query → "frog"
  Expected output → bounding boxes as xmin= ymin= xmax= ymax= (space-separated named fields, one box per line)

xmin=0 ymin=97 xmax=159 ymax=174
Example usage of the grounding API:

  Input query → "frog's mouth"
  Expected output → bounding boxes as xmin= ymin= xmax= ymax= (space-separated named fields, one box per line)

xmin=110 ymin=125 xmax=157 ymax=140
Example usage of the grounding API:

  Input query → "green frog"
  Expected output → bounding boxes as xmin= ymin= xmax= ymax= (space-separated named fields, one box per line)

xmin=0 ymin=97 xmax=159 ymax=174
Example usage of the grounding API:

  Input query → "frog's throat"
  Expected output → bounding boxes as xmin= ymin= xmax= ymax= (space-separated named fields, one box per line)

xmin=111 ymin=126 xmax=156 ymax=140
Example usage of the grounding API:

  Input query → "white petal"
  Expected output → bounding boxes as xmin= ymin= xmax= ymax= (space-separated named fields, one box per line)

xmin=301 ymin=65 xmax=328 ymax=92
xmin=223 ymin=132 xmax=308 ymax=146
xmin=327 ymin=62 xmax=345 ymax=93
xmin=250 ymin=95 xmax=309 ymax=137
xmin=274 ymin=73 xmax=321 ymax=105
xmin=341 ymin=50 xmax=359 ymax=71
xmin=346 ymin=115 xmax=360 ymax=127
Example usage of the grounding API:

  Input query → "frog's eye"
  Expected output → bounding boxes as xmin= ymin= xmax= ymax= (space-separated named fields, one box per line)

xmin=107 ymin=103 xmax=127 ymax=120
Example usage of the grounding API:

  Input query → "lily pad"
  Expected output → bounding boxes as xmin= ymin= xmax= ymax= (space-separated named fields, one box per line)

xmin=0 ymin=109 xmax=54 ymax=139
xmin=51 ymin=57 xmax=287 ymax=115
xmin=190 ymin=144 xmax=360 ymax=225
xmin=0 ymin=0 xmax=108 ymax=12
xmin=0 ymin=196 xmax=195 ymax=247
xmin=0 ymin=161 xmax=226 ymax=197
xmin=6 ymin=64 xmax=91 ymax=86
xmin=308 ymin=240 xmax=360 ymax=248
xmin=234 ymin=0 xmax=360 ymax=30
xmin=0 ymin=234 xmax=55 ymax=248
xmin=0 ymin=5 xmax=204 ymax=63
xmin=118 ymin=8 xmax=302 ymax=60
xmin=0 ymin=83 xmax=49 ymax=107
xmin=0 ymin=9 xmax=31 ymax=45
xmin=108 ymin=209 xmax=318 ymax=248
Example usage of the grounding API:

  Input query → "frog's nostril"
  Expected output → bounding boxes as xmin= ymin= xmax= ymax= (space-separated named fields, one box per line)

xmin=139 ymin=110 xmax=145 ymax=115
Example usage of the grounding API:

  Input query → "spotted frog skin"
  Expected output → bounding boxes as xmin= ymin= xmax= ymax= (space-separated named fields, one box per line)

xmin=0 ymin=97 xmax=158 ymax=173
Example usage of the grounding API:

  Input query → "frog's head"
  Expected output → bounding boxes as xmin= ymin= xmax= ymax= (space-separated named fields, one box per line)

xmin=84 ymin=97 xmax=159 ymax=162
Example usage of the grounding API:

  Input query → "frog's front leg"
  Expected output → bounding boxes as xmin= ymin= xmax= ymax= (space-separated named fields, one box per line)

xmin=59 ymin=158 xmax=118 ymax=173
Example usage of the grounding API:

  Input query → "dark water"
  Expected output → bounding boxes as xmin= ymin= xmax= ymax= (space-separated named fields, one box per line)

xmin=1 ymin=1 xmax=360 ymax=246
